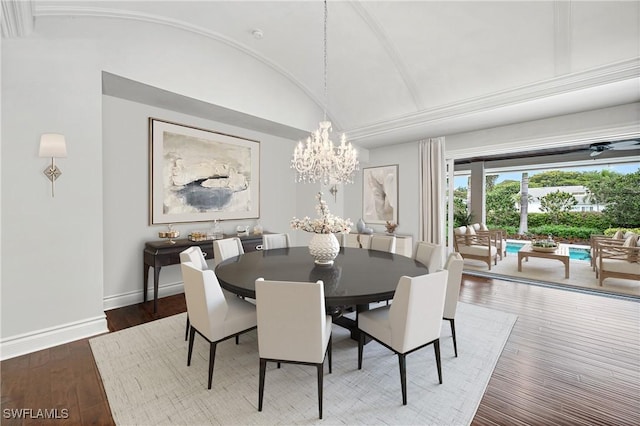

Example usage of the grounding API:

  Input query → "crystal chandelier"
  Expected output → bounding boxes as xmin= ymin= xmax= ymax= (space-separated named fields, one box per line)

xmin=291 ymin=0 xmax=359 ymax=185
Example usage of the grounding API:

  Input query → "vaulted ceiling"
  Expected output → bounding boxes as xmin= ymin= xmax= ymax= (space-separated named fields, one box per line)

xmin=5 ymin=1 xmax=640 ymax=149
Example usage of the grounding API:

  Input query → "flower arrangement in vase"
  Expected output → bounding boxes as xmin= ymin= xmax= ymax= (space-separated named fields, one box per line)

xmin=531 ymin=234 xmax=558 ymax=252
xmin=385 ymin=221 xmax=398 ymax=234
xmin=291 ymin=192 xmax=352 ymax=265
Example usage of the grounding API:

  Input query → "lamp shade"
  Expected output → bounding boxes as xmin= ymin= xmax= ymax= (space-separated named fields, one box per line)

xmin=39 ymin=133 xmax=67 ymax=158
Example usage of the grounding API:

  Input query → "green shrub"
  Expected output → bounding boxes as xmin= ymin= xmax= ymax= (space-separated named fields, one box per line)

xmin=564 ymin=212 xmax=611 ymax=230
xmin=527 ymin=225 xmax=600 ymax=240
xmin=495 ymin=225 xmax=518 ymax=236
xmin=526 ymin=213 xmax=547 ymax=228
xmin=486 ymin=211 xmax=519 ymax=228
xmin=526 ymin=212 xmax=610 ymax=231
xmin=603 ymin=227 xmax=640 ymax=236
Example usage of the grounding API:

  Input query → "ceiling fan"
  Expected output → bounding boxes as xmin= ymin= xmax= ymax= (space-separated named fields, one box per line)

xmin=589 ymin=139 xmax=640 ymax=157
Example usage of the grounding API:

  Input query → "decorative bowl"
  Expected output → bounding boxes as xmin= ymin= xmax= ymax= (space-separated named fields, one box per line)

xmin=531 ymin=245 xmax=557 ymax=253
xmin=158 ymin=231 xmax=180 ymax=239
xmin=158 ymin=230 xmax=180 ymax=244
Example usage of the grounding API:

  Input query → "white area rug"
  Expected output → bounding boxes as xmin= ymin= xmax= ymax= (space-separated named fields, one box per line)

xmin=90 ymin=303 xmax=516 ymax=425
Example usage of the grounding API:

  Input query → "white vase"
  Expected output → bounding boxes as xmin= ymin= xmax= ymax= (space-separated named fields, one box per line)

xmin=308 ymin=233 xmax=340 ymax=265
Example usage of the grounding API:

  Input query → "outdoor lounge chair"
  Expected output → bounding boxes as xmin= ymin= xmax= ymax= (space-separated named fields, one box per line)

xmin=589 ymin=232 xmax=627 ymax=270
xmin=594 ymin=234 xmax=640 ymax=286
xmin=453 ymin=226 xmax=498 ymax=270
xmin=472 ymin=223 xmax=507 ymax=260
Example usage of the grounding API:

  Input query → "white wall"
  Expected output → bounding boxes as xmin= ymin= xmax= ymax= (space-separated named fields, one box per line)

xmin=1 ymin=35 xmax=107 ymax=359
xmin=344 ymin=141 xmax=422 ymax=256
xmin=102 ymin=96 xmax=300 ymax=309
xmin=1 ymin=16 xmax=321 ymax=359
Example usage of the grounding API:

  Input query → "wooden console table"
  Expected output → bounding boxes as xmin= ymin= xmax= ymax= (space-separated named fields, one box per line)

xmin=143 ymin=233 xmax=264 ymax=313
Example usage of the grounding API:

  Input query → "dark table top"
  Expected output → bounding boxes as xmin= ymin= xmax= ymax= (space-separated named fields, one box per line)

xmin=215 ymin=247 xmax=428 ymax=307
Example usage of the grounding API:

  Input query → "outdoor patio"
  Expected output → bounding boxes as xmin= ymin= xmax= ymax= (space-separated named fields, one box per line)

xmin=462 ymin=242 xmax=640 ymax=298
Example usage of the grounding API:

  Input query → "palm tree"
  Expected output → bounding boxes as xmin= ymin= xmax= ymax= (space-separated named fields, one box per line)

xmin=518 ymin=172 xmax=529 ymax=235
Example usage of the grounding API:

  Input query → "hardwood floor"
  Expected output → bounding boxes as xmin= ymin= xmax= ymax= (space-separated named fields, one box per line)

xmin=461 ymin=277 xmax=639 ymax=425
xmin=2 ymin=275 xmax=638 ymax=425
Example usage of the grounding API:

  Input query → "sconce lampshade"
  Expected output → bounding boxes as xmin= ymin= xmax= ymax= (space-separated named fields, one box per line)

xmin=39 ymin=133 xmax=67 ymax=158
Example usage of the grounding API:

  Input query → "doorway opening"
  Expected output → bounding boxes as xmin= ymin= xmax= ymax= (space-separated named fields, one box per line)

xmin=450 ymin=149 xmax=640 ymax=299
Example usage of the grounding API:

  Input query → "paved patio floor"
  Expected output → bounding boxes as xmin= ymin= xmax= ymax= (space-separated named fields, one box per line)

xmin=462 ymin=249 xmax=640 ymax=298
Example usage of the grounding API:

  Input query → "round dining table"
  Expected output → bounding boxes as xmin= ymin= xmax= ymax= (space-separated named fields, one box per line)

xmin=215 ymin=246 xmax=428 ymax=339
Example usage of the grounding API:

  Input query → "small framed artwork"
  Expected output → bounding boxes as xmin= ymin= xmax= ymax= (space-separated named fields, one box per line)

xmin=362 ymin=164 xmax=398 ymax=225
xmin=149 ymin=118 xmax=260 ymax=224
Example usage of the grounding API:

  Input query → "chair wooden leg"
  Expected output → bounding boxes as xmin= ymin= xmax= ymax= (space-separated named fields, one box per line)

xmin=187 ymin=327 xmax=196 ymax=366
xmin=207 ymin=342 xmax=217 ymax=390
xmin=235 ymin=335 xmax=239 ymax=345
xmin=316 ymin=363 xmax=324 ymax=419
xmin=398 ymin=353 xmax=407 ymax=405
xmin=434 ymin=339 xmax=443 ymax=384
xmin=357 ymin=331 xmax=364 ymax=370
xmin=448 ymin=318 xmax=458 ymax=357
xmin=277 ymin=362 xmax=281 ymax=369
xmin=258 ymin=358 xmax=266 ymax=412
xmin=185 ymin=315 xmax=190 ymax=341
xmin=328 ymin=335 xmax=332 ymax=374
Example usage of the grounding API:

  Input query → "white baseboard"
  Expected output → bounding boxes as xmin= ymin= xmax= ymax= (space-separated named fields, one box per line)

xmin=1 ymin=282 xmax=185 ymax=360
xmin=0 ymin=315 xmax=108 ymax=361
xmin=103 ymin=281 xmax=184 ymax=311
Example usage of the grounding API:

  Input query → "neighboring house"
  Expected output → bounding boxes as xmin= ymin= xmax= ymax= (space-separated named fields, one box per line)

xmin=526 ymin=185 xmax=604 ymax=213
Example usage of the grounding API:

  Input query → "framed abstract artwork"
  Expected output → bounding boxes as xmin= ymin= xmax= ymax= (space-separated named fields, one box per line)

xmin=149 ymin=118 xmax=260 ymax=224
xmin=362 ymin=164 xmax=398 ymax=225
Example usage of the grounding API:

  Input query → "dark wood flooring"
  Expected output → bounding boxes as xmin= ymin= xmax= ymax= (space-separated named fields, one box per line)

xmin=2 ymin=275 xmax=639 ymax=425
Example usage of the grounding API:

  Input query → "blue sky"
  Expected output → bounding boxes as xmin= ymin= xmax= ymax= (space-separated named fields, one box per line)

xmin=454 ymin=162 xmax=640 ymax=188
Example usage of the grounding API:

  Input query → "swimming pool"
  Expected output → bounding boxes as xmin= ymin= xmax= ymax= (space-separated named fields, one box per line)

xmin=506 ymin=242 xmax=591 ymax=261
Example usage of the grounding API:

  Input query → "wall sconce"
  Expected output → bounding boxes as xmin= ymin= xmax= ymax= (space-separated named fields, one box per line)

xmin=39 ymin=133 xmax=67 ymax=197
xmin=329 ymin=184 xmax=338 ymax=202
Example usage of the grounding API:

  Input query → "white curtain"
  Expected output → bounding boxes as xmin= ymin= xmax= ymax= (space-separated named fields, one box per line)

xmin=419 ymin=137 xmax=446 ymax=245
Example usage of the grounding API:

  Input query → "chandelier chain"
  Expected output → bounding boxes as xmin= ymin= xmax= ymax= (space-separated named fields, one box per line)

xmin=323 ymin=0 xmax=328 ymax=121
xmin=290 ymin=0 xmax=360 ymax=185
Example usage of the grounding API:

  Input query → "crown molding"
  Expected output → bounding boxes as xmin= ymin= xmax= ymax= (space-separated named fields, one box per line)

xmin=1 ymin=0 xmax=34 ymax=38
xmin=346 ymin=58 xmax=640 ymax=142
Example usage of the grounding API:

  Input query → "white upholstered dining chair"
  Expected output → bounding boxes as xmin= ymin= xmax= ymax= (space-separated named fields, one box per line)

xmin=262 ymin=233 xmax=291 ymax=250
xmin=443 ymin=252 xmax=464 ymax=357
xmin=342 ymin=233 xmax=371 ymax=249
xmin=370 ymin=234 xmax=396 ymax=253
xmin=357 ymin=270 xmax=448 ymax=405
xmin=179 ymin=246 xmax=210 ymax=340
xmin=181 ymin=262 xmax=257 ymax=390
xmin=180 ymin=245 xmax=210 ymax=270
xmin=414 ymin=241 xmax=443 ymax=272
xmin=213 ymin=237 xmax=244 ymax=267
xmin=255 ymin=278 xmax=332 ymax=419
